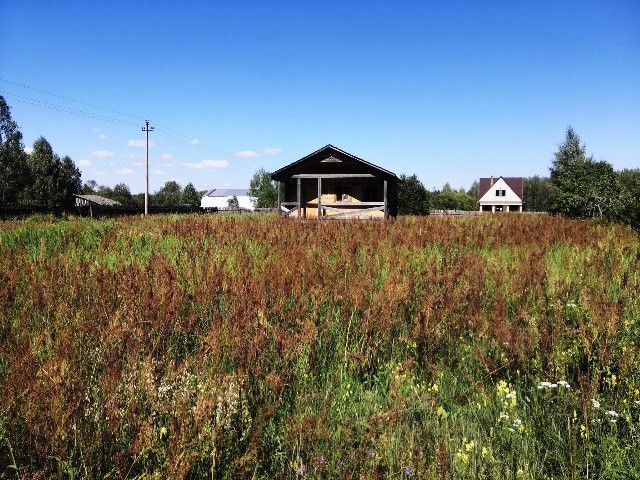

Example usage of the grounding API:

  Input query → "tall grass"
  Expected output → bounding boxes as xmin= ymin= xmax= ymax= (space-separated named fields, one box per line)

xmin=0 ymin=214 xmax=639 ymax=479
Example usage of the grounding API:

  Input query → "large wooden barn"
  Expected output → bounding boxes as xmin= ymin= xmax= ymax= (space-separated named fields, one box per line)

xmin=271 ymin=145 xmax=398 ymax=219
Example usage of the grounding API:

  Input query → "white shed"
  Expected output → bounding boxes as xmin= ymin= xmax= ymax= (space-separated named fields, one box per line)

xmin=200 ymin=189 xmax=255 ymax=210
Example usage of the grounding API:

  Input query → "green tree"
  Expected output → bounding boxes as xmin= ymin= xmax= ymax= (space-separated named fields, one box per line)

xmin=25 ymin=137 xmax=56 ymax=207
xmin=549 ymin=128 xmax=622 ymax=219
xmin=397 ymin=173 xmax=430 ymax=215
xmin=59 ymin=155 xmax=82 ymax=208
xmin=154 ymin=180 xmax=183 ymax=207
xmin=181 ymin=182 xmax=201 ymax=207
xmin=82 ymin=180 xmax=98 ymax=194
xmin=618 ymin=169 xmax=640 ymax=229
xmin=523 ymin=176 xmax=552 ymax=212
xmin=131 ymin=192 xmax=146 ymax=209
xmin=249 ymin=169 xmax=277 ymax=208
xmin=22 ymin=137 xmax=81 ymax=208
xmin=433 ymin=183 xmax=477 ymax=211
xmin=227 ymin=195 xmax=240 ymax=209
xmin=0 ymin=95 xmax=29 ymax=204
xmin=467 ymin=180 xmax=479 ymax=199
xmin=110 ymin=183 xmax=134 ymax=206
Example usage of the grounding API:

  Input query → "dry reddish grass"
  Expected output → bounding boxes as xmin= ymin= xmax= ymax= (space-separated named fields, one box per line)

xmin=0 ymin=214 xmax=638 ymax=478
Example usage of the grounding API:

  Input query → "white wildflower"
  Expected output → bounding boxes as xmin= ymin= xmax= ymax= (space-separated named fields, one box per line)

xmin=605 ymin=410 xmax=619 ymax=418
xmin=557 ymin=380 xmax=570 ymax=389
xmin=591 ymin=399 xmax=601 ymax=409
xmin=538 ymin=381 xmax=558 ymax=389
xmin=506 ymin=391 xmax=516 ymax=399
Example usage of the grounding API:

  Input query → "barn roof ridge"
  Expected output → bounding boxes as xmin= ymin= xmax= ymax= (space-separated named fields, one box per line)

xmin=271 ymin=144 xmax=398 ymax=180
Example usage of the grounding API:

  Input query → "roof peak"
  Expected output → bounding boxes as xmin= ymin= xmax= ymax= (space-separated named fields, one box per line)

xmin=271 ymin=144 xmax=397 ymax=180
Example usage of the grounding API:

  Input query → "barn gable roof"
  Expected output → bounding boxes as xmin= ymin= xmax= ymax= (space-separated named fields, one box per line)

xmin=478 ymin=177 xmax=523 ymax=200
xmin=74 ymin=194 xmax=123 ymax=207
xmin=271 ymin=144 xmax=398 ymax=181
xmin=205 ymin=189 xmax=251 ymax=197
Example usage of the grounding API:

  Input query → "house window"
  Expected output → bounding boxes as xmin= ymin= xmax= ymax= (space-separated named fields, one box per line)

xmin=495 ymin=189 xmax=506 ymax=197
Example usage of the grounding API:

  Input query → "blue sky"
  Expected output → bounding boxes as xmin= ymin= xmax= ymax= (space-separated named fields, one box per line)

xmin=1 ymin=1 xmax=638 ymax=193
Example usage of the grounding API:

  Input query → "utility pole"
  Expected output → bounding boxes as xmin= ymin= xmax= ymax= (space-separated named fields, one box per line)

xmin=142 ymin=120 xmax=154 ymax=216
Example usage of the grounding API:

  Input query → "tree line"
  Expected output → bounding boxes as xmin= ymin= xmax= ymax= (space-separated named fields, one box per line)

xmin=0 ymin=95 xmax=204 ymax=211
xmin=1 ymin=96 xmax=81 ymax=208
xmin=2 ymin=94 xmax=638 ymax=227
xmin=80 ymin=180 xmax=202 ymax=209
xmin=398 ymin=127 xmax=640 ymax=230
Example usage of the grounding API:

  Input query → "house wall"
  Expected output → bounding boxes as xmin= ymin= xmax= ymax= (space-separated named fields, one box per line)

xmin=479 ymin=177 xmax=522 ymax=206
xmin=201 ymin=195 xmax=255 ymax=210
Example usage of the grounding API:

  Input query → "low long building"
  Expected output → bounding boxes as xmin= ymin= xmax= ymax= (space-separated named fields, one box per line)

xmin=200 ymin=189 xmax=255 ymax=210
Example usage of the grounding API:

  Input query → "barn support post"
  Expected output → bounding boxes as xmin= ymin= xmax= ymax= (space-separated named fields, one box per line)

xmin=317 ymin=177 xmax=322 ymax=219
xmin=297 ymin=177 xmax=301 ymax=218
xmin=383 ymin=180 xmax=388 ymax=219
xmin=276 ymin=181 xmax=281 ymax=216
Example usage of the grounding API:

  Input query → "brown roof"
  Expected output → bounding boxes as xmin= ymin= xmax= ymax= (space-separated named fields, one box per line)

xmin=478 ymin=177 xmax=523 ymax=199
xmin=271 ymin=144 xmax=398 ymax=182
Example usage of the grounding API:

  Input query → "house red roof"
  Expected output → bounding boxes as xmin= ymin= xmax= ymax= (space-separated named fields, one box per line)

xmin=478 ymin=177 xmax=523 ymax=199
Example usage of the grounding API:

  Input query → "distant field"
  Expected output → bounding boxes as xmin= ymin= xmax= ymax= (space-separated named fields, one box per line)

xmin=0 ymin=214 xmax=639 ymax=479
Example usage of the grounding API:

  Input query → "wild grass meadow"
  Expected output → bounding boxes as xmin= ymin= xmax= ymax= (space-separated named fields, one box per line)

xmin=0 ymin=214 xmax=639 ymax=479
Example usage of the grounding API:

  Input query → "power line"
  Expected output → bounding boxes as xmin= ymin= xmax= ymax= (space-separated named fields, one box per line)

xmin=0 ymin=77 xmax=142 ymax=121
xmin=2 ymin=92 xmax=139 ymax=128
xmin=1 ymin=78 xmax=260 ymax=170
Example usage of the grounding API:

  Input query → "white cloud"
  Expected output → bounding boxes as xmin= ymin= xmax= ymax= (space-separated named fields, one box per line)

xmin=117 ymin=167 xmax=134 ymax=175
xmin=132 ymin=161 xmax=144 ymax=167
xmin=90 ymin=150 xmax=115 ymax=158
xmin=153 ymin=170 xmax=165 ymax=176
xmin=24 ymin=147 xmax=34 ymax=154
xmin=190 ymin=138 xmax=201 ymax=145
xmin=163 ymin=162 xmax=176 ymax=168
xmin=78 ymin=159 xmax=92 ymax=167
xmin=184 ymin=159 xmax=229 ymax=169
xmin=262 ymin=147 xmax=282 ymax=156
xmin=128 ymin=139 xmax=155 ymax=148
xmin=234 ymin=150 xmax=260 ymax=158
xmin=98 ymin=133 xmax=108 ymax=140
xmin=160 ymin=153 xmax=173 ymax=160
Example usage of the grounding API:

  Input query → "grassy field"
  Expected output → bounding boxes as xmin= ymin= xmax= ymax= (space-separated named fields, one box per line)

xmin=0 ymin=214 xmax=639 ymax=479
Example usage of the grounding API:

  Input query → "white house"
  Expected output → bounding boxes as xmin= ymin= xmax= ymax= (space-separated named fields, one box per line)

xmin=478 ymin=177 xmax=523 ymax=212
xmin=200 ymin=189 xmax=255 ymax=210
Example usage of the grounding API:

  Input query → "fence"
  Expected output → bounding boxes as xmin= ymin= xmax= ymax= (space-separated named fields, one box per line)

xmin=0 ymin=204 xmax=204 ymax=220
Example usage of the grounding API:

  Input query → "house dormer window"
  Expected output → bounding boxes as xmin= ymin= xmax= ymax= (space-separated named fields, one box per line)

xmin=495 ymin=189 xmax=506 ymax=197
